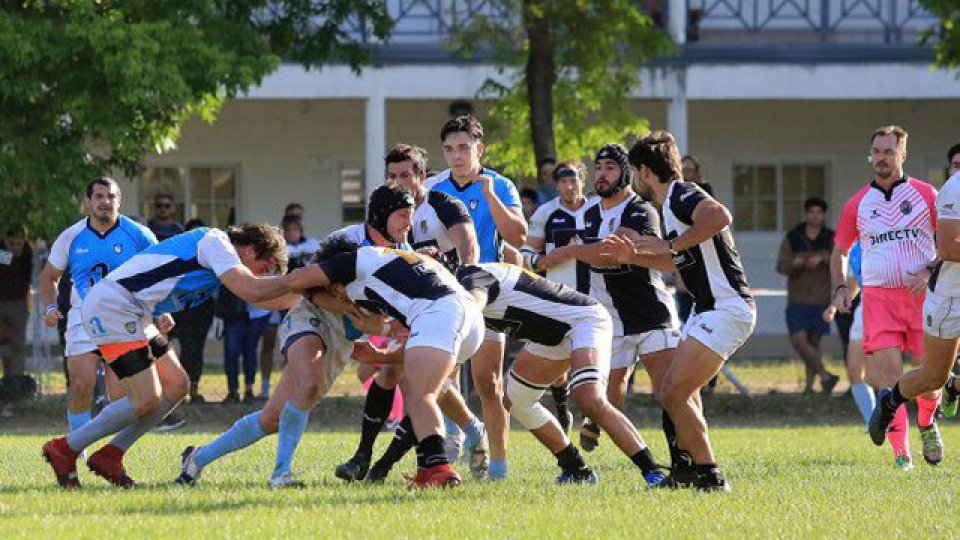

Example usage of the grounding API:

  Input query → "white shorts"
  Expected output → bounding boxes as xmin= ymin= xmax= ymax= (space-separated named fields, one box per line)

xmin=80 ymin=280 xmax=150 ymax=346
xmin=681 ymin=304 xmax=756 ymax=361
xmin=64 ymin=307 xmax=97 ymax=357
xmin=849 ymin=303 xmax=864 ymax=342
xmin=406 ymin=295 xmax=485 ymax=365
xmin=924 ymin=289 xmax=960 ymax=339
xmin=525 ymin=304 xmax=613 ymax=361
xmin=484 ymin=328 xmax=506 ymax=343
xmin=278 ymin=300 xmax=353 ymax=396
xmin=610 ymin=328 xmax=681 ymax=370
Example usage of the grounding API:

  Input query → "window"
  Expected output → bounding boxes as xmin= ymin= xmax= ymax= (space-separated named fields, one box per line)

xmin=139 ymin=166 xmax=237 ymax=228
xmin=340 ymin=164 xmax=365 ymax=223
xmin=733 ymin=163 xmax=827 ymax=232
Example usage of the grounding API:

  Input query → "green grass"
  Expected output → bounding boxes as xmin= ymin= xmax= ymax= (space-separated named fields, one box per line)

xmin=1 ymin=425 xmax=957 ymax=538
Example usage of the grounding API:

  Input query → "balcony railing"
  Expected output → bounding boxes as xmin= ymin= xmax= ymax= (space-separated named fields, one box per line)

xmin=686 ymin=0 xmax=939 ymax=44
xmin=341 ymin=0 xmax=939 ymax=64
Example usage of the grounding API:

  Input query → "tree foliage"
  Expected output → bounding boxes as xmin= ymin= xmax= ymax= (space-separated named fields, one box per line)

xmin=922 ymin=0 xmax=960 ymax=70
xmin=0 ymin=1 xmax=391 ymax=238
xmin=448 ymin=0 xmax=673 ymax=179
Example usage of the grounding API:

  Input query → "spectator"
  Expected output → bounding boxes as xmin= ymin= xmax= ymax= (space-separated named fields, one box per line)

xmin=535 ymin=157 xmax=558 ymax=204
xmin=148 ymin=193 xmax=185 ymax=241
xmin=217 ymin=287 xmax=270 ymax=404
xmin=948 ymin=142 xmax=960 ymax=178
xmin=284 ymin=202 xmax=304 ymax=219
xmin=681 ymin=155 xmax=715 ymax=197
xmin=777 ymin=196 xmax=839 ymax=394
xmin=519 ymin=188 xmax=540 ymax=222
xmin=0 ymin=226 xmax=32 ymax=378
xmin=169 ymin=218 xmax=216 ymax=403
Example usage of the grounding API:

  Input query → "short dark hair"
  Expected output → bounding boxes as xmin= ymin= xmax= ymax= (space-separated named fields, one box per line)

xmin=627 ymin=130 xmax=683 ymax=184
xmin=948 ymin=143 xmax=960 ymax=165
xmin=86 ymin=176 xmax=119 ymax=198
xmin=184 ymin=218 xmax=205 ymax=231
xmin=315 ymin=236 xmax=360 ymax=266
xmin=554 ymin=159 xmax=586 ymax=182
xmin=537 ymin=157 xmax=556 ymax=169
xmin=385 ymin=143 xmax=428 ymax=176
xmin=154 ymin=193 xmax=174 ymax=204
xmin=804 ymin=197 xmax=828 ymax=212
xmin=281 ymin=215 xmax=304 ymax=233
xmin=440 ymin=115 xmax=484 ymax=142
xmin=519 ymin=188 xmax=538 ymax=202
xmin=284 ymin=202 xmax=304 ymax=216
xmin=226 ymin=222 xmax=288 ymax=273
xmin=4 ymin=225 xmax=26 ymax=239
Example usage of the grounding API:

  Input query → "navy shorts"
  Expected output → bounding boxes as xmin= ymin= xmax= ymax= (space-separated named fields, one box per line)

xmin=786 ymin=303 xmax=831 ymax=336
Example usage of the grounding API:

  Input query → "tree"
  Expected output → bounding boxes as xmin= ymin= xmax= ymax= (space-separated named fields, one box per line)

xmin=448 ymin=0 xmax=673 ymax=179
xmin=0 ymin=1 xmax=392 ymax=239
xmin=922 ymin=1 xmax=960 ymax=70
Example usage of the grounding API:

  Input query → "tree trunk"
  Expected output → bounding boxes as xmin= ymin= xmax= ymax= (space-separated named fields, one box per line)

xmin=523 ymin=0 xmax=556 ymax=169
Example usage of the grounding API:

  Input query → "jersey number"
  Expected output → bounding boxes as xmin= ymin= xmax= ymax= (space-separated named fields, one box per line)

xmin=88 ymin=263 xmax=109 ymax=288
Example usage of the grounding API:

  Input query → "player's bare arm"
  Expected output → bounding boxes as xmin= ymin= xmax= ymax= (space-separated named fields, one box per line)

xmin=828 ymin=244 xmax=852 ymax=312
xmin=479 ymin=174 xmax=527 ymax=247
xmin=39 ymin=262 xmax=65 ymax=328
xmin=220 ymin=265 xmax=293 ymax=304
xmin=447 ymin=222 xmax=479 ymax=265
xmin=936 ymin=219 xmax=960 ymax=262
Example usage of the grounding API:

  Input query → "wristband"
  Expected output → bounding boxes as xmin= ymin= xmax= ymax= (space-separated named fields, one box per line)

xmin=44 ymin=304 xmax=58 ymax=316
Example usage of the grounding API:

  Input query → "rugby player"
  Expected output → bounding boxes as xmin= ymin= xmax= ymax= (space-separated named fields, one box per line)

xmin=428 ymin=115 xmax=527 ymax=480
xmin=615 ymin=130 xmax=756 ymax=491
xmin=537 ymin=144 xmax=680 ymax=468
xmin=284 ymin=240 xmax=486 ymax=487
xmin=39 ymin=177 xmax=176 ymax=488
xmin=357 ymin=262 xmax=667 ymax=486
xmin=41 ymin=223 xmax=295 ymax=488
xmin=521 ymin=159 xmax=594 ymax=432
xmin=830 ymin=126 xmax=941 ymax=470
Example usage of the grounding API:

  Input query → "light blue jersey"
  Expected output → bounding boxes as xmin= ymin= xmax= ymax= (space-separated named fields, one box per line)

xmin=849 ymin=242 xmax=862 ymax=286
xmin=427 ymin=168 xmax=521 ymax=263
xmin=105 ymin=228 xmax=243 ymax=316
xmin=48 ymin=216 xmax=158 ymax=306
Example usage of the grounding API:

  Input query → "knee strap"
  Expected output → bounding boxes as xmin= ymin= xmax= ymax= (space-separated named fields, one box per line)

xmin=149 ymin=334 xmax=171 ymax=359
xmin=109 ymin=346 xmax=154 ymax=379
xmin=570 ymin=366 xmax=605 ymax=392
xmin=505 ymin=370 xmax=552 ymax=430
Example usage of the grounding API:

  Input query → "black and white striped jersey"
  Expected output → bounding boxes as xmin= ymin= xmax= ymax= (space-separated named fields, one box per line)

xmin=663 ymin=181 xmax=753 ymax=313
xmin=411 ymin=191 xmax=473 ymax=270
xmin=583 ymin=194 xmax=678 ymax=335
xmin=528 ymin=196 xmax=594 ymax=293
xmin=318 ymin=246 xmax=467 ymax=326
xmin=456 ymin=262 xmax=599 ymax=346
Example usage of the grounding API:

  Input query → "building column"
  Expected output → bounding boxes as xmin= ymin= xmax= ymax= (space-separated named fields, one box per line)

xmin=667 ymin=68 xmax=688 ymax=154
xmin=667 ymin=0 xmax=688 ymax=154
xmin=668 ymin=0 xmax=687 ymax=44
xmin=364 ymin=90 xmax=386 ymax=203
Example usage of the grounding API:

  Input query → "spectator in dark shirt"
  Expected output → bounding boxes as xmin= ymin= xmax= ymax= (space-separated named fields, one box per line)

xmin=147 ymin=193 xmax=185 ymax=241
xmin=520 ymin=188 xmax=540 ymax=222
xmin=170 ymin=218 xmax=215 ymax=403
xmin=0 ymin=227 xmax=32 ymax=377
xmin=777 ymin=197 xmax=839 ymax=394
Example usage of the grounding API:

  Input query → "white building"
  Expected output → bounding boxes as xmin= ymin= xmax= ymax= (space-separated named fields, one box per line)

xmin=120 ymin=0 xmax=960 ymax=354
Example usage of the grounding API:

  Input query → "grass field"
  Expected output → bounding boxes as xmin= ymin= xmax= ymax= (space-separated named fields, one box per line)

xmin=1 ymin=424 xmax=957 ymax=539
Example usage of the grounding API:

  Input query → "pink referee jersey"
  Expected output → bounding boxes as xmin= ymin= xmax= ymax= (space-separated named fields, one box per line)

xmin=835 ymin=177 xmax=937 ymax=288
xmin=835 ymin=177 xmax=937 ymax=355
